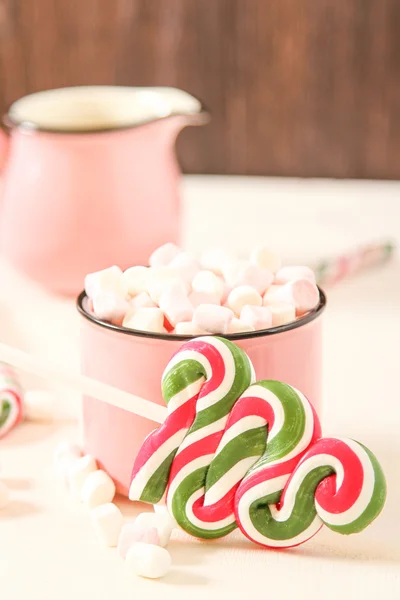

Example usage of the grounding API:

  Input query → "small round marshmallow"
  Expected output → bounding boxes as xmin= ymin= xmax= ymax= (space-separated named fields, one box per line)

xmin=169 ymin=252 xmax=200 ymax=285
xmin=85 ymin=266 xmax=124 ymax=299
xmin=174 ymin=322 xmax=208 ymax=336
xmin=54 ymin=442 xmax=82 ymax=464
xmin=240 ymin=305 xmax=272 ymax=330
xmin=263 ymin=284 xmax=285 ymax=306
xmin=123 ymin=307 xmax=165 ymax=333
xmin=226 ymin=318 xmax=255 ymax=334
xmin=227 ymin=285 xmax=262 ymax=316
xmin=90 ymin=502 xmax=123 ymax=547
xmin=269 ymin=303 xmax=296 ymax=327
xmin=221 ymin=260 xmax=248 ymax=288
xmin=189 ymin=291 xmax=220 ymax=308
xmin=0 ymin=481 xmax=10 ymax=509
xmin=81 ymin=469 xmax=116 ymax=508
xmin=273 ymin=279 xmax=320 ymax=313
xmin=134 ymin=512 xmax=174 ymax=547
xmin=121 ymin=266 xmax=149 ymax=296
xmin=146 ymin=267 xmax=186 ymax=304
xmin=235 ymin=263 xmax=274 ymax=295
xmin=153 ymin=503 xmax=178 ymax=529
xmin=275 ymin=266 xmax=316 ymax=285
xmin=250 ymin=246 xmax=282 ymax=273
xmin=68 ymin=455 xmax=98 ymax=500
xmin=193 ymin=304 xmax=234 ymax=334
xmin=159 ymin=282 xmax=194 ymax=326
xmin=118 ymin=523 xmax=160 ymax=558
xmin=192 ymin=270 xmax=225 ymax=301
xmin=92 ymin=292 xmax=129 ymax=324
xmin=126 ymin=543 xmax=171 ymax=579
xmin=24 ymin=390 xmax=54 ymax=422
xmin=129 ymin=291 xmax=156 ymax=311
xmin=149 ymin=242 xmax=181 ymax=267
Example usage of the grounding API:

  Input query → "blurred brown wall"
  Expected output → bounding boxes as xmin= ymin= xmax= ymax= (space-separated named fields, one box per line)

xmin=0 ymin=0 xmax=399 ymax=178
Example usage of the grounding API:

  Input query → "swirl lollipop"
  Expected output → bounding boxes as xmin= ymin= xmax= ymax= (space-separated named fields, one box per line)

xmin=0 ymin=363 xmax=24 ymax=439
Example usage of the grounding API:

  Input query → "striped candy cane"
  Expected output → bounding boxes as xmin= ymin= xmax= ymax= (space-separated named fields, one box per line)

xmin=0 ymin=363 xmax=24 ymax=439
xmin=129 ymin=336 xmax=255 ymax=504
xmin=235 ymin=437 xmax=386 ymax=548
xmin=166 ymin=380 xmax=321 ymax=539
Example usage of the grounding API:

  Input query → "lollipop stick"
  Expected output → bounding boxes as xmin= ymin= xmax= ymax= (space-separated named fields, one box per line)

xmin=0 ymin=342 xmax=167 ymax=424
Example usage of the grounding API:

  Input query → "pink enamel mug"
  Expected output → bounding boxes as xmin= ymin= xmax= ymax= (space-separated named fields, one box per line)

xmin=0 ymin=86 xmax=208 ymax=296
xmin=77 ymin=289 xmax=326 ymax=496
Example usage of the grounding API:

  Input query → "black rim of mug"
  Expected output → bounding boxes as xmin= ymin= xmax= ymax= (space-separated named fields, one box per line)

xmin=76 ymin=287 xmax=326 ymax=342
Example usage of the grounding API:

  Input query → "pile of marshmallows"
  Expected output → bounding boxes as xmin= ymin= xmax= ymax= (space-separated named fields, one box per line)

xmin=84 ymin=243 xmax=320 ymax=336
xmin=55 ymin=442 xmax=175 ymax=579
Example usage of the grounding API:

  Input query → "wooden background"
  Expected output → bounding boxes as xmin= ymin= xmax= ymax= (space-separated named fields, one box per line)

xmin=0 ymin=0 xmax=399 ymax=178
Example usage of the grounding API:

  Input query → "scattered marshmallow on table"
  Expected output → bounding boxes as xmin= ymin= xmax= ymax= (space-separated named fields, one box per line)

xmin=24 ymin=390 xmax=55 ymax=422
xmin=193 ymin=304 xmax=234 ymax=334
xmin=54 ymin=442 xmax=82 ymax=484
xmin=134 ymin=512 xmax=174 ymax=547
xmin=68 ymin=455 xmax=97 ymax=500
xmin=153 ymin=503 xmax=178 ymax=529
xmin=85 ymin=266 xmax=124 ymax=299
xmin=269 ymin=303 xmax=296 ymax=327
xmin=81 ymin=469 xmax=116 ymax=508
xmin=149 ymin=242 xmax=181 ymax=267
xmin=227 ymin=285 xmax=262 ymax=316
xmin=90 ymin=502 xmax=124 ymax=547
xmin=118 ymin=523 xmax=160 ymax=558
xmin=126 ymin=543 xmax=171 ymax=579
xmin=240 ymin=305 xmax=272 ymax=330
xmin=275 ymin=265 xmax=316 ymax=284
xmin=159 ymin=281 xmax=194 ymax=326
xmin=192 ymin=270 xmax=225 ymax=301
xmin=121 ymin=266 xmax=149 ymax=296
xmin=250 ymin=246 xmax=282 ymax=273
xmin=123 ymin=307 xmax=165 ymax=333
xmin=0 ymin=481 xmax=10 ymax=509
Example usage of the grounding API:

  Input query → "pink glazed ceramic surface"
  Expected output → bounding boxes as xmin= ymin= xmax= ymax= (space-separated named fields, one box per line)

xmin=0 ymin=87 xmax=208 ymax=296
xmin=77 ymin=290 xmax=326 ymax=496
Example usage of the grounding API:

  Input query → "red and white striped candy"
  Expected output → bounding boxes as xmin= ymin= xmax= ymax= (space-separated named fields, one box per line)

xmin=0 ymin=363 xmax=24 ymax=439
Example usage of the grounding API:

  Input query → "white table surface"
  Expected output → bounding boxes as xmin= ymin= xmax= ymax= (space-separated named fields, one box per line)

xmin=1 ymin=175 xmax=400 ymax=599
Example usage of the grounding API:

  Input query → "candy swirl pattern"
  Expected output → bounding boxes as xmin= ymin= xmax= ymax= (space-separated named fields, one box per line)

xmin=129 ymin=337 xmax=386 ymax=548
xmin=0 ymin=363 xmax=24 ymax=439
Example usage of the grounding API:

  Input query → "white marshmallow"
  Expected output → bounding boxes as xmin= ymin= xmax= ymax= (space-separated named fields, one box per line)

xmin=153 ymin=503 xmax=178 ymax=529
xmin=24 ymin=390 xmax=54 ymax=422
xmin=189 ymin=291 xmax=220 ymax=308
xmin=54 ymin=442 xmax=82 ymax=464
xmin=250 ymin=246 xmax=282 ymax=273
xmin=81 ymin=470 xmax=116 ymax=508
xmin=227 ymin=285 xmax=262 ymax=316
xmin=240 ymin=305 xmax=272 ymax=330
xmin=121 ymin=266 xmax=149 ymax=296
xmin=200 ymin=248 xmax=232 ymax=275
xmin=275 ymin=266 xmax=316 ymax=285
xmin=193 ymin=304 xmax=234 ymax=334
xmin=128 ymin=291 xmax=156 ymax=311
xmin=85 ymin=266 xmax=124 ymax=299
xmin=192 ymin=270 xmax=225 ymax=301
xmin=123 ymin=307 xmax=164 ymax=333
xmin=221 ymin=260 xmax=248 ymax=287
xmin=134 ymin=512 xmax=174 ymax=548
xmin=226 ymin=318 xmax=254 ymax=334
xmin=90 ymin=502 xmax=123 ymax=547
xmin=263 ymin=284 xmax=285 ymax=306
xmin=174 ymin=322 xmax=208 ymax=336
xmin=149 ymin=243 xmax=181 ymax=267
xmin=146 ymin=267 xmax=186 ymax=304
xmin=118 ymin=523 xmax=160 ymax=558
xmin=126 ymin=543 xmax=171 ymax=579
xmin=272 ymin=279 xmax=319 ymax=314
xmin=159 ymin=282 xmax=194 ymax=326
xmin=235 ymin=263 xmax=274 ymax=295
xmin=0 ymin=481 xmax=10 ymax=509
xmin=269 ymin=303 xmax=296 ymax=327
xmin=68 ymin=455 xmax=97 ymax=500
xmin=92 ymin=292 xmax=129 ymax=324
xmin=169 ymin=252 xmax=200 ymax=285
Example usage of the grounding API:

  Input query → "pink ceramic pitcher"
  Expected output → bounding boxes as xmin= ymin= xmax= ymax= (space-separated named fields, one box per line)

xmin=0 ymin=86 xmax=208 ymax=295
